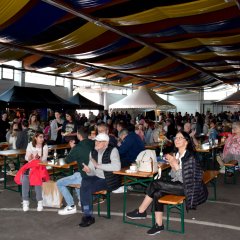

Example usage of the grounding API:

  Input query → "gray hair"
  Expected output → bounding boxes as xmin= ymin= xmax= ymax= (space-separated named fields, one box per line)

xmin=119 ymin=128 xmax=128 ymax=137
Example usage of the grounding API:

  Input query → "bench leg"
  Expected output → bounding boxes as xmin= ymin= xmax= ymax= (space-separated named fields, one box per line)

xmin=207 ymin=178 xmax=217 ymax=201
xmin=213 ymin=179 xmax=217 ymax=201
xmin=93 ymin=192 xmax=111 ymax=219
xmin=106 ymin=192 xmax=111 ymax=219
xmin=166 ymin=203 xmax=185 ymax=234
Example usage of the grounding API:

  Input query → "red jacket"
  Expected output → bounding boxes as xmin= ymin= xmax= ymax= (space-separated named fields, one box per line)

xmin=14 ymin=159 xmax=50 ymax=186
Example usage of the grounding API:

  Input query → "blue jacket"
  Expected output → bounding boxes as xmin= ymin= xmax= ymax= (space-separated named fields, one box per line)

xmin=118 ymin=132 xmax=145 ymax=167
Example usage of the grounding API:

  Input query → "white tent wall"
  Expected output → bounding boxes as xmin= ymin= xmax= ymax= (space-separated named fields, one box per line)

xmin=105 ymin=92 xmax=126 ymax=109
xmin=168 ymin=92 xmax=202 ymax=114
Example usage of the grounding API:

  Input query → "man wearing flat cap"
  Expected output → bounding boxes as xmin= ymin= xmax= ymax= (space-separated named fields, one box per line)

xmin=79 ymin=133 xmax=121 ymax=227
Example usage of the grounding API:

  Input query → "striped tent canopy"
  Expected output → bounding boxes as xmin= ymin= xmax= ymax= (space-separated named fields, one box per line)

xmin=0 ymin=0 xmax=240 ymax=94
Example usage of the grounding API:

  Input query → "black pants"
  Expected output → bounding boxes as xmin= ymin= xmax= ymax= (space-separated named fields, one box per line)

xmin=146 ymin=180 xmax=184 ymax=212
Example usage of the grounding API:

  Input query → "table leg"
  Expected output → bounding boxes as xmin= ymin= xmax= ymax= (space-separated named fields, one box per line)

xmin=122 ymin=176 xmax=155 ymax=228
xmin=4 ymin=156 xmax=7 ymax=189
xmin=123 ymin=176 xmax=127 ymax=223
xmin=3 ymin=156 xmax=21 ymax=192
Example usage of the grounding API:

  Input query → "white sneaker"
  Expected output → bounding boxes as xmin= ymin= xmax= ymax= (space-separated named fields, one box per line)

xmin=37 ymin=200 xmax=43 ymax=212
xmin=23 ymin=200 xmax=29 ymax=212
xmin=219 ymin=166 xmax=225 ymax=174
xmin=6 ymin=170 xmax=18 ymax=176
xmin=58 ymin=205 xmax=77 ymax=215
xmin=112 ymin=186 xmax=125 ymax=194
xmin=216 ymin=156 xmax=224 ymax=167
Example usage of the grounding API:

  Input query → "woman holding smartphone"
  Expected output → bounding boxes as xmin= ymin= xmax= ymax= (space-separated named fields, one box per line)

xmin=22 ymin=131 xmax=48 ymax=212
xmin=127 ymin=131 xmax=208 ymax=235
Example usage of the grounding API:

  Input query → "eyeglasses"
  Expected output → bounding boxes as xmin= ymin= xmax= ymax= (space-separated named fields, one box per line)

xmin=174 ymin=136 xmax=186 ymax=141
xmin=37 ymin=135 xmax=44 ymax=139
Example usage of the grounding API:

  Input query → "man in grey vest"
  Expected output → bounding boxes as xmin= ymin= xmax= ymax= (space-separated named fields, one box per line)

xmin=80 ymin=133 xmax=121 ymax=227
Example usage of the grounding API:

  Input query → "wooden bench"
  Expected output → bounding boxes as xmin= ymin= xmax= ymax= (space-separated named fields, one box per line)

xmin=157 ymin=170 xmax=220 ymax=234
xmin=203 ymin=170 xmax=219 ymax=201
xmin=67 ymin=184 xmax=111 ymax=218
xmin=224 ymin=160 xmax=238 ymax=184
xmin=158 ymin=195 xmax=186 ymax=234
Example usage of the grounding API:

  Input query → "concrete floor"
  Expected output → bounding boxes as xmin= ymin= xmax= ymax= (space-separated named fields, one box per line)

xmin=0 ymin=173 xmax=240 ymax=240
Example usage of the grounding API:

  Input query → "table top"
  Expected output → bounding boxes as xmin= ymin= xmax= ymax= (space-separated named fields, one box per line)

xmin=48 ymin=143 xmax=70 ymax=150
xmin=0 ymin=142 xmax=9 ymax=150
xmin=195 ymin=142 xmax=224 ymax=153
xmin=39 ymin=161 xmax=77 ymax=169
xmin=145 ymin=140 xmax=172 ymax=150
xmin=145 ymin=143 xmax=160 ymax=149
xmin=158 ymin=162 xmax=171 ymax=171
xmin=0 ymin=143 xmax=70 ymax=157
xmin=113 ymin=163 xmax=170 ymax=178
xmin=0 ymin=149 xmax=26 ymax=156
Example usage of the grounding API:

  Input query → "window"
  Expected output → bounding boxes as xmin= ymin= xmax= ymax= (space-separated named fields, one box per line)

xmin=1 ymin=66 xmax=14 ymax=80
xmin=25 ymin=72 xmax=55 ymax=86
xmin=55 ymin=76 xmax=64 ymax=86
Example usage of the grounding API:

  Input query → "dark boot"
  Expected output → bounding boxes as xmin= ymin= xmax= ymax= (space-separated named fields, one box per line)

xmin=79 ymin=216 xmax=95 ymax=227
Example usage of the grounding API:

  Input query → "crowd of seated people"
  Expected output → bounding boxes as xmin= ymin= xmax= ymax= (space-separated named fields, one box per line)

xmin=2 ymin=108 xmax=240 ymax=230
xmin=3 ymin=109 xmax=240 ymax=153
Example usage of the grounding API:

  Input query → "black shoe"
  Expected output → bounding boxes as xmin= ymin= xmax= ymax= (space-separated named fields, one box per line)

xmin=126 ymin=209 xmax=147 ymax=219
xmin=147 ymin=224 xmax=164 ymax=235
xmin=79 ymin=216 xmax=95 ymax=227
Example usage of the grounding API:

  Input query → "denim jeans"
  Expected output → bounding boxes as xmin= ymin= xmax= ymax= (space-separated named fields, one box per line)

xmin=56 ymin=172 xmax=82 ymax=206
xmin=80 ymin=176 xmax=108 ymax=216
xmin=22 ymin=174 xmax=42 ymax=201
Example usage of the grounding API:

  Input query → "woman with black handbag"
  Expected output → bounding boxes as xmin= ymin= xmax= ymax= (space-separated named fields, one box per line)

xmin=127 ymin=131 xmax=208 ymax=235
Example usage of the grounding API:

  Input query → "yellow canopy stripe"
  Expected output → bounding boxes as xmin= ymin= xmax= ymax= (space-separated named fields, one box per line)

xmin=0 ymin=0 xmax=29 ymax=26
xmin=29 ymin=22 xmax=107 ymax=52
xmin=122 ymin=58 xmax=175 ymax=74
xmin=157 ymin=34 xmax=240 ymax=50
xmin=100 ymin=0 xmax=234 ymax=26
xmin=155 ymin=69 xmax=198 ymax=82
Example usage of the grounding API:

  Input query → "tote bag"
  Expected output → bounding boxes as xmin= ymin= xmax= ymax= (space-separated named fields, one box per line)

xmin=42 ymin=181 xmax=63 ymax=208
xmin=136 ymin=150 xmax=158 ymax=173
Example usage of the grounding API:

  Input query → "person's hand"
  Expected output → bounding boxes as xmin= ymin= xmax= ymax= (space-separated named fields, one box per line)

xmin=91 ymin=159 xmax=99 ymax=169
xmin=190 ymin=129 xmax=196 ymax=137
xmin=34 ymin=153 xmax=40 ymax=159
xmin=29 ymin=153 xmax=34 ymax=160
xmin=28 ymin=153 xmax=39 ymax=161
xmin=82 ymin=163 xmax=91 ymax=173
xmin=69 ymin=140 xmax=76 ymax=148
xmin=165 ymin=153 xmax=179 ymax=170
